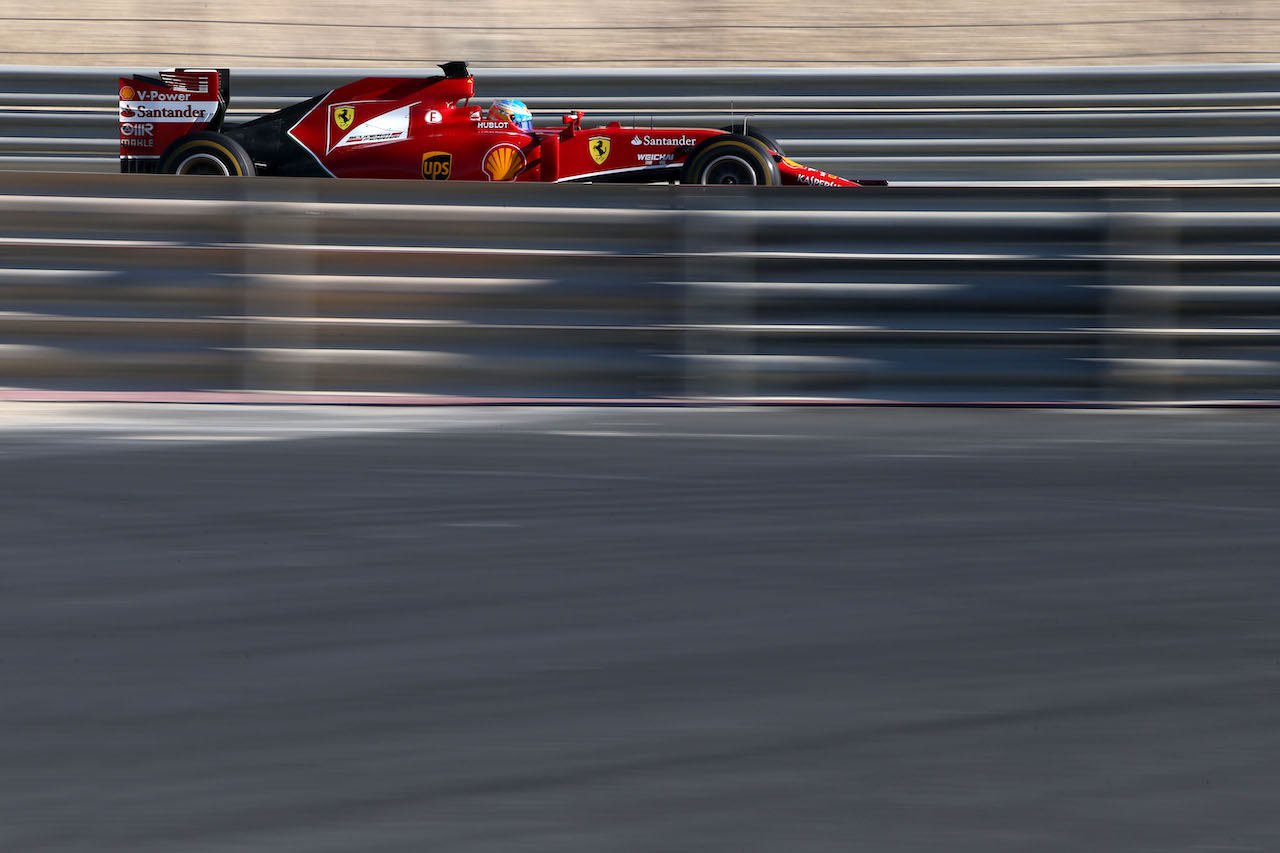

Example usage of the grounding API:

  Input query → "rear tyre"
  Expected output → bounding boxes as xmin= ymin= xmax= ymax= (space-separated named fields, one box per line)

xmin=159 ymin=131 xmax=256 ymax=176
xmin=719 ymin=123 xmax=785 ymax=157
xmin=681 ymin=134 xmax=780 ymax=186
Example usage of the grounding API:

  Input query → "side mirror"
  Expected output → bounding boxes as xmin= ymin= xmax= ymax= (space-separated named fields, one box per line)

xmin=560 ymin=111 xmax=583 ymax=139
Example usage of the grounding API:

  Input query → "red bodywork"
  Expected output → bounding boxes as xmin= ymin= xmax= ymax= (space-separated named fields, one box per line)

xmin=121 ymin=66 xmax=873 ymax=187
xmin=118 ymin=69 xmax=225 ymax=168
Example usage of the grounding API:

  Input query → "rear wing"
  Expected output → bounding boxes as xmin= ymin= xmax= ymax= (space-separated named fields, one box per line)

xmin=118 ymin=68 xmax=229 ymax=173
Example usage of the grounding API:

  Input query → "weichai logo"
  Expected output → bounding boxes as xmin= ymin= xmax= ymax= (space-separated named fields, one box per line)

xmin=421 ymin=151 xmax=452 ymax=180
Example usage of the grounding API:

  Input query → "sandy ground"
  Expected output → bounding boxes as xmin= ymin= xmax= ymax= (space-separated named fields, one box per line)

xmin=7 ymin=0 xmax=1280 ymax=67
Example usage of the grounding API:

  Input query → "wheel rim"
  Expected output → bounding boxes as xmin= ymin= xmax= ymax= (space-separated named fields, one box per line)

xmin=699 ymin=154 xmax=758 ymax=185
xmin=175 ymin=153 xmax=231 ymax=176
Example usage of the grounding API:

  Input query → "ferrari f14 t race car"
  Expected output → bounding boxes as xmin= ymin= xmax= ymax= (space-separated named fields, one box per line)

xmin=118 ymin=62 xmax=883 ymax=187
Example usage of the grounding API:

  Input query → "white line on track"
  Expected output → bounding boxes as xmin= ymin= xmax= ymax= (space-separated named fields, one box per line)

xmin=424 ymin=468 xmax=651 ymax=481
xmin=871 ymin=452 xmax=980 ymax=459
xmin=0 ymin=402 xmax=587 ymax=442
xmin=440 ymin=522 xmax=524 ymax=528
xmin=111 ymin=433 xmax=282 ymax=442
xmin=545 ymin=430 xmax=810 ymax=440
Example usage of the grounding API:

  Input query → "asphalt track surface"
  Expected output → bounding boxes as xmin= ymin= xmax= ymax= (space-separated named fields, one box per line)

xmin=3 ymin=404 xmax=1280 ymax=853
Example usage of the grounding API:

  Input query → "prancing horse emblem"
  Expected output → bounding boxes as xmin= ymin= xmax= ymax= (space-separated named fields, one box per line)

xmin=332 ymin=105 xmax=355 ymax=131
xmin=589 ymin=137 xmax=610 ymax=165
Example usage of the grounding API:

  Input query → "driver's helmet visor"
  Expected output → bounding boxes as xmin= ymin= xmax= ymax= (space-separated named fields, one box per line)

xmin=490 ymin=99 xmax=533 ymax=133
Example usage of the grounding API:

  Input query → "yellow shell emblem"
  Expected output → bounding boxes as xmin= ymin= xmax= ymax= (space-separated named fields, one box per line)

xmin=483 ymin=144 xmax=526 ymax=181
xmin=332 ymin=105 xmax=355 ymax=131
xmin=589 ymin=137 xmax=611 ymax=165
xmin=119 ymin=85 xmax=136 ymax=101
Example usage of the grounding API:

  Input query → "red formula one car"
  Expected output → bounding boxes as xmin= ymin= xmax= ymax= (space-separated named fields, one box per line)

xmin=118 ymin=62 xmax=882 ymax=187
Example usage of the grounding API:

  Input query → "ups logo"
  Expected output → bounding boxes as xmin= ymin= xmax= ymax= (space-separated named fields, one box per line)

xmin=421 ymin=151 xmax=452 ymax=180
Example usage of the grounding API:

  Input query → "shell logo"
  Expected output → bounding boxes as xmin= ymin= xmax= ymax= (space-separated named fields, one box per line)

xmin=119 ymin=85 xmax=136 ymax=101
xmin=483 ymin=144 xmax=525 ymax=181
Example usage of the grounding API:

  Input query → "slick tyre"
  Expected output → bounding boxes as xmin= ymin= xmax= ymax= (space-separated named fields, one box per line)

xmin=681 ymin=134 xmax=780 ymax=186
xmin=159 ymin=131 xmax=256 ymax=177
xmin=719 ymin=123 xmax=785 ymax=157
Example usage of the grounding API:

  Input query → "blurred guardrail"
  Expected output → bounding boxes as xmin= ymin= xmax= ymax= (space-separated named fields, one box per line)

xmin=5 ymin=64 xmax=1280 ymax=182
xmin=3 ymin=171 xmax=1280 ymax=403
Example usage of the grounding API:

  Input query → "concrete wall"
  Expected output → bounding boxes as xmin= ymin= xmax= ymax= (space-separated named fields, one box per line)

xmin=10 ymin=0 xmax=1280 ymax=67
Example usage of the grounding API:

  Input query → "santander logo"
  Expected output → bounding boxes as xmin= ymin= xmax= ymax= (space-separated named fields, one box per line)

xmin=630 ymin=134 xmax=698 ymax=147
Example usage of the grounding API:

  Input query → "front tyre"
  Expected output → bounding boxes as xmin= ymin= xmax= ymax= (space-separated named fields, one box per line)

xmin=719 ymin=123 xmax=785 ymax=157
xmin=159 ymin=131 xmax=256 ymax=176
xmin=681 ymin=134 xmax=780 ymax=186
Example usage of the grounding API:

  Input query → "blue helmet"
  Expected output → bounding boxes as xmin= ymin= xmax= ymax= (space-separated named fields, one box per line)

xmin=488 ymin=98 xmax=533 ymax=133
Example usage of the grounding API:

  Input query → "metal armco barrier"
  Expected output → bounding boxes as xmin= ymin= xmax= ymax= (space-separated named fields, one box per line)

xmin=3 ymin=171 xmax=1280 ymax=403
xmin=5 ymin=64 xmax=1280 ymax=181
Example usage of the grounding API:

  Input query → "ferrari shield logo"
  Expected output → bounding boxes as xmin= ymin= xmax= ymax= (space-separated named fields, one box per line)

xmin=332 ymin=104 xmax=355 ymax=131
xmin=589 ymin=137 xmax=610 ymax=165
